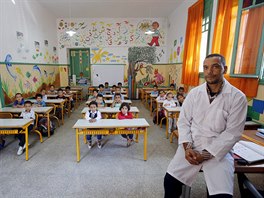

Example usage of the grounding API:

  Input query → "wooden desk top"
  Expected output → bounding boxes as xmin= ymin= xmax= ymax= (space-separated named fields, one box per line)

xmin=86 ymin=100 xmax=132 ymax=105
xmin=235 ymin=161 xmax=264 ymax=173
xmin=0 ymin=107 xmax=53 ymax=114
xmin=103 ymin=94 xmax=128 ymax=98
xmin=164 ymin=107 xmax=182 ymax=112
xmin=73 ymin=118 xmax=149 ymax=129
xmin=156 ymin=99 xmax=178 ymax=104
xmin=81 ymin=107 xmax=139 ymax=114
xmin=28 ymin=99 xmax=66 ymax=104
xmin=0 ymin=119 xmax=33 ymax=128
xmin=242 ymin=130 xmax=264 ymax=147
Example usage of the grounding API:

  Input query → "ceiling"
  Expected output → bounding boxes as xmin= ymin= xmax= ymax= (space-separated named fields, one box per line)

xmin=33 ymin=0 xmax=184 ymax=18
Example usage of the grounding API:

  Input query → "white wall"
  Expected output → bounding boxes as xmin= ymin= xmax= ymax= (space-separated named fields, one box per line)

xmin=0 ymin=0 xmax=58 ymax=64
xmin=166 ymin=0 xmax=197 ymax=63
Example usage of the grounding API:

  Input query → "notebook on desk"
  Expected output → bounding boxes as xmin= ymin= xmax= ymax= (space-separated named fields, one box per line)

xmin=233 ymin=140 xmax=264 ymax=164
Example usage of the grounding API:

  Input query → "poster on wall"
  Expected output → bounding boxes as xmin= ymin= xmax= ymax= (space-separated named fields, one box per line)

xmin=44 ymin=40 xmax=49 ymax=47
xmin=34 ymin=41 xmax=40 ymax=52
xmin=16 ymin=31 xmax=24 ymax=40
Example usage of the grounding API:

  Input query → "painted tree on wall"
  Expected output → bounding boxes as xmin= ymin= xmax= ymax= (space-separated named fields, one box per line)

xmin=128 ymin=46 xmax=156 ymax=98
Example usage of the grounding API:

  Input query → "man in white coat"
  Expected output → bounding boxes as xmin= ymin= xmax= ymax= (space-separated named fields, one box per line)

xmin=164 ymin=54 xmax=247 ymax=198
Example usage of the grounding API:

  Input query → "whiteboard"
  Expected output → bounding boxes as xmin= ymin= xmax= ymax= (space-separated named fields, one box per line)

xmin=91 ymin=64 xmax=125 ymax=86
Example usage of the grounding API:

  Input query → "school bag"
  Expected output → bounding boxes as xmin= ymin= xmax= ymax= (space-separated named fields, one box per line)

xmin=38 ymin=118 xmax=56 ymax=137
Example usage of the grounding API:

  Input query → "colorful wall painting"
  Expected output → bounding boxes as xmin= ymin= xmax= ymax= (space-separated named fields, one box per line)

xmin=57 ymin=18 xmax=166 ymax=49
xmin=168 ymin=36 xmax=184 ymax=63
xmin=0 ymin=54 xmax=67 ymax=105
xmin=148 ymin=21 xmax=162 ymax=47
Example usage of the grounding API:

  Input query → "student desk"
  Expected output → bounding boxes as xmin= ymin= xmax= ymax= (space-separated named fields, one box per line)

xmin=242 ymin=130 xmax=264 ymax=146
xmin=73 ymin=118 xmax=150 ymax=162
xmin=28 ymin=99 xmax=66 ymax=125
xmin=0 ymin=119 xmax=33 ymax=160
xmin=163 ymin=107 xmax=181 ymax=139
xmin=81 ymin=106 xmax=139 ymax=119
xmin=0 ymin=107 xmax=53 ymax=137
xmin=46 ymin=95 xmax=72 ymax=117
xmin=155 ymin=99 xmax=178 ymax=125
xmin=149 ymin=94 xmax=158 ymax=116
xmin=86 ymin=100 xmax=132 ymax=107
xmin=103 ymin=94 xmax=128 ymax=100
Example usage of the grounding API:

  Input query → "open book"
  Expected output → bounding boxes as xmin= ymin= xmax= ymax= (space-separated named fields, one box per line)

xmin=233 ymin=140 xmax=264 ymax=164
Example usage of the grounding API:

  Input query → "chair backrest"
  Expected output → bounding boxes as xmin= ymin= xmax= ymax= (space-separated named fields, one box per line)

xmin=0 ymin=112 xmax=13 ymax=119
xmin=34 ymin=113 xmax=39 ymax=126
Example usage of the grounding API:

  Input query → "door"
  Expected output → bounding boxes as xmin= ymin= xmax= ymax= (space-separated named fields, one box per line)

xmin=69 ymin=48 xmax=90 ymax=80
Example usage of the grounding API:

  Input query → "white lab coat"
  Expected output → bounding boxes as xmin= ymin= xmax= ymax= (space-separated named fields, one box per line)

xmin=167 ymin=79 xmax=247 ymax=195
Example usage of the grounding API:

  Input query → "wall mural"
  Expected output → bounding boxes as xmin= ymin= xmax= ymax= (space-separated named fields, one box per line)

xmin=169 ymin=36 xmax=184 ymax=63
xmin=1 ymin=54 xmax=63 ymax=105
xmin=57 ymin=19 xmax=166 ymax=49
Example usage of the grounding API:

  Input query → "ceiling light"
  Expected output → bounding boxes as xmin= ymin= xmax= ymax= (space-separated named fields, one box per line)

xmin=145 ymin=29 xmax=155 ymax=35
xmin=66 ymin=30 xmax=76 ymax=37
xmin=11 ymin=0 xmax=15 ymax=5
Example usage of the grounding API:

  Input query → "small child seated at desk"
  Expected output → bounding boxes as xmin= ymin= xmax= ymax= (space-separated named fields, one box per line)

xmin=169 ymin=83 xmax=177 ymax=96
xmin=111 ymin=85 xmax=116 ymax=94
xmin=177 ymin=87 xmax=186 ymax=97
xmin=104 ymin=82 xmax=111 ymax=93
xmin=163 ymin=92 xmax=177 ymax=134
xmin=111 ymin=87 xmax=124 ymax=100
xmin=48 ymin=85 xmax=57 ymax=95
xmin=98 ymin=84 xmax=105 ymax=95
xmin=34 ymin=94 xmax=46 ymax=107
xmin=96 ymin=94 xmax=105 ymax=107
xmin=176 ymin=94 xmax=185 ymax=107
xmin=156 ymin=90 xmax=166 ymax=101
xmin=151 ymin=85 xmax=159 ymax=96
xmin=117 ymin=102 xmax=134 ymax=147
xmin=56 ymin=89 xmax=66 ymax=100
xmin=13 ymin=93 xmax=25 ymax=108
xmin=111 ymin=93 xmax=122 ymax=108
xmin=41 ymin=88 xmax=47 ymax=101
xmin=65 ymin=86 xmax=74 ymax=110
xmin=88 ymin=89 xmax=98 ymax=101
xmin=85 ymin=101 xmax=102 ymax=149
xmin=17 ymin=101 xmax=35 ymax=156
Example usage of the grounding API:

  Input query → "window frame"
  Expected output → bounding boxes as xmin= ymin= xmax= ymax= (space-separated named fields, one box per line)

xmin=230 ymin=0 xmax=264 ymax=79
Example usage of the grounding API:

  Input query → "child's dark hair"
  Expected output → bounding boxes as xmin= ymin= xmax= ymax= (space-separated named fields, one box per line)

xmin=15 ymin=93 xmax=22 ymax=97
xmin=153 ymin=85 xmax=158 ymax=88
xmin=112 ymin=85 xmax=116 ymax=88
xmin=41 ymin=88 xmax=46 ymax=92
xmin=89 ymin=101 xmax=98 ymax=107
xmin=98 ymin=84 xmax=104 ymax=88
xmin=35 ymin=93 xmax=43 ymax=99
xmin=24 ymin=100 xmax=32 ymax=106
xmin=117 ymin=82 xmax=122 ymax=86
xmin=119 ymin=102 xmax=130 ymax=111
xmin=177 ymin=94 xmax=184 ymax=99
xmin=93 ymin=89 xmax=98 ymax=93
xmin=50 ymin=84 xmax=55 ymax=88
xmin=114 ymin=93 xmax=121 ymax=97
xmin=179 ymin=87 xmax=184 ymax=91
xmin=57 ymin=88 xmax=63 ymax=92
xmin=170 ymin=83 xmax=175 ymax=88
xmin=97 ymin=94 xmax=103 ymax=98
xmin=105 ymin=82 xmax=109 ymax=85
xmin=166 ymin=91 xmax=173 ymax=97
xmin=159 ymin=90 xmax=165 ymax=95
xmin=66 ymin=86 xmax=71 ymax=90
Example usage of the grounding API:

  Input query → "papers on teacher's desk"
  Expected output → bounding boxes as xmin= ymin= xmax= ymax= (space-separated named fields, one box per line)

xmin=233 ymin=140 xmax=264 ymax=164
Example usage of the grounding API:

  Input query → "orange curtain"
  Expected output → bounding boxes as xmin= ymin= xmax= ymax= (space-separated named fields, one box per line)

xmin=212 ymin=0 xmax=259 ymax=97
xmin=181 ymin=0 xmax=204 ymax=87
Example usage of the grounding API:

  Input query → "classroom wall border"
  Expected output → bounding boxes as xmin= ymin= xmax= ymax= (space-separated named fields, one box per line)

xmin=0 ymin=62 xmax=69 ymax=67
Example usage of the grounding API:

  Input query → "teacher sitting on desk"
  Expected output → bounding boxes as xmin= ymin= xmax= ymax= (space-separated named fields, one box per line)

xmin=164 ymin=54 xmax=247 ymax=198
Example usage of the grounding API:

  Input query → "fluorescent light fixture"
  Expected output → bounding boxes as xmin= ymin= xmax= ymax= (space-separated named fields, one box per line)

xmin=11 ymin=0 xmax=16 ymax=5
xmin=66 ymin=30 xmax=76 ymax=37
xmin=145 ymin=29 xmax=154 ymax=35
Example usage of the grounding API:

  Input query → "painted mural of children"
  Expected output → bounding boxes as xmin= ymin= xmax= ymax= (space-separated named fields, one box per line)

xmin=148 ymin=21 xmax=162 ymax=46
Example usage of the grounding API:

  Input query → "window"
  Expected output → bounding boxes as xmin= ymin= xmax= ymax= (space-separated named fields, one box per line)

xmin=230 ymin=0 xmax=264 ymax=78
xmin=199 ymin=0 xmax=213 ymax=72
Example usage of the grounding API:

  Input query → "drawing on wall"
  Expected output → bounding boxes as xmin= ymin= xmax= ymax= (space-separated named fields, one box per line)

xmin=33 ymin=41 xmax=42 ymax=60
xmin=35 ymin=41 xmax=40 ymax=52
xmin=52 ymin=47 xmax=59 ymax=63
xmin=16 ymin=31 xmax=23 ymax=40
xmin=57 ymin=19 xmax=165 ymax=49
xmin=5 ymin=54 xmax=17 ymax=81
xmin=169 ymin=36 xmax=184 ymax=63
xmin=44 ymin=40 xmax=48 ymax=47
xmin=148 ymin=22 xmax=162 ymax=46
xmin=16 ymin=31 xmax=29 ymax=60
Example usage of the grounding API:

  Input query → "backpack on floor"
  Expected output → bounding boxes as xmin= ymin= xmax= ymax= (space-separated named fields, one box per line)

xmin=38 ymin=118 xmax=56 ymax=137
xmin=153 ymin=109 xmax=166 ymax=125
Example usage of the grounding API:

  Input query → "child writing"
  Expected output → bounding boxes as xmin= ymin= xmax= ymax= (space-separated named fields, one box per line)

xmin=34 ymin=94 xmax=46 ymax=107
xmin=13 ymin=93 xmax=25 ymax=108
xmin=17 ymin=101 xmax=35 ymax=155
xmin=117 ymin=102 xmax=134 ymax=147
xmin=85 ymin=101 xmax=102 ymax=149
xmin=111 ymin=93 xmax=122 ymax=108
xmin=163 ymin=92 xmax=177 ymax=134
xmin=96 ymin=94 xmax=105 ymax=108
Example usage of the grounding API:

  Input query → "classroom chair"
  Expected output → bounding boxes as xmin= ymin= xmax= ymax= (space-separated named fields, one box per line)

xmin=33 ymin=113 xmax=43 ymax=143
xmin=170 ymin=130 xmax=179 ymax=143
xmin=46 ymin=104 xmax=60 ymax=127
